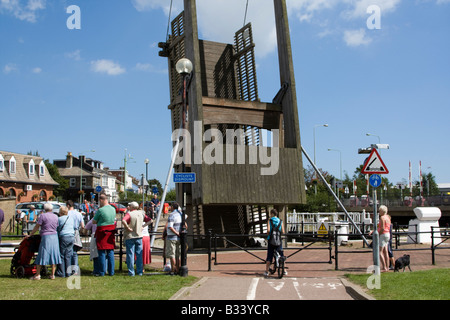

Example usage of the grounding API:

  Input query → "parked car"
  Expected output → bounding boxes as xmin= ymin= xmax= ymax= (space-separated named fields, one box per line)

xmin=110 ymin=202 xmax=127 ymax=214
xmin=15 ymin=201 xmax=63 ymax=216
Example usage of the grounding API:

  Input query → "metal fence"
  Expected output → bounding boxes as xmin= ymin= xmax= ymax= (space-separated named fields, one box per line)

xmin=204 ymin=230 xmax=333 ymax=272
xmin=332 ymin=226 xmax=450 ymax=270
xmin=3 ymin=226 xmax=448 ymax=273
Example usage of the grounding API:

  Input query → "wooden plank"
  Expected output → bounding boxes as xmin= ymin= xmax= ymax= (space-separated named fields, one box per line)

xmin=203 ymin=106 xmax=280 ymax=129
xmin=203 ymin=97 xmax=281 ymax=112
xmin=200 ymin=147 xmax=303 ymax=205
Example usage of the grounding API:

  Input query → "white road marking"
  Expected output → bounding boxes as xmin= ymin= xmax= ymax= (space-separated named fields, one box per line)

xmin=292 ymin=278 xmax=303 ymax=299
xmin=267 ymin=281 xmax=285 ymax=291
xmin=246 ymin=278 xmax=259 ymax=300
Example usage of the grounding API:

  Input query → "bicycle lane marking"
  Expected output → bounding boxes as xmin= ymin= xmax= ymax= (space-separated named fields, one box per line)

xmin=267 ymin=281 xmax=285 ymax=291
xmin=292 ymin=278 xmax=303 ymax=299
xmin=250 ymin=278 xmax=303 ymax=300
xmin=246 ymin=278 xmax=259 ymax=300
xmin=247 ymin=277 xmax=352 ymax=300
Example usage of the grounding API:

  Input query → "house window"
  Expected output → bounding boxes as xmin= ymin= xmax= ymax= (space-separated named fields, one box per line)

xmin=0 ymin=154 xmax=4 ymax=172
xmin=39 ymin=162 xmax=45 ymax=176
xmin=29 ymin=159 xmax=35 ymax=175
xmin=70 ymin=178 xmax=76 ymax=187
xmin=10 ymin=157 xmax=16 ymax=174
xmin=9 ymin=188 xmax=16 ymax=197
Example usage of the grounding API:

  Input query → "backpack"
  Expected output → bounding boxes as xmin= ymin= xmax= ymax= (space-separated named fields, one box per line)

xmin=269 ymin=219 xmax=282 ymax=247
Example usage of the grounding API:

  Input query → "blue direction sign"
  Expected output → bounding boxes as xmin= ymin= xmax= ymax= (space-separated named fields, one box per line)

xmin=173 ymin=173 xmax=196 ymax=183
xmin=95 ymin=185 xmax=102 ymax=193
xmin=152 ymin=187 xmax=159 ymax=194
xmin=369 ymin=174 xmax=382 ymax=188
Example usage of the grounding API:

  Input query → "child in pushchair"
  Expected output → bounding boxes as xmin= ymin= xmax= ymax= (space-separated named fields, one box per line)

xmin=10 ymin=235 xmax=47 ymax=278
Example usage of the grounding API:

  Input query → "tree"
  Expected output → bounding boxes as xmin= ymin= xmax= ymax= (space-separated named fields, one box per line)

xmin=165 ymin=188 xmax=176 ymax=201
xmin=294 ymin=166 xmax=338 ymax=212
xmin=147 ymin=178 xmax=163 ymax=197
xmin=44 ymin=160 xmax=69 ymax=199
xmin=295 ymin=163 xmax=442 ymax=213
xmin=415 ymin=172 xmax=439 ymax=197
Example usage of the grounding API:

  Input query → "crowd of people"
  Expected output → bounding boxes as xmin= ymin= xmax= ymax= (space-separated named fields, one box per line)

xmin=11 ymin=196 xmax=397 ymax=279
xmin=26 ymin=199 xmax=90 ymax=279
xmin=19 ymin=193 xmax=183 ymax=279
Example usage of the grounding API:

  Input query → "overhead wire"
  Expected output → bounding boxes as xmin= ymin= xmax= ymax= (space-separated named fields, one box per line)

xmin=243 ymin=0 xmax=249 ymax=27
xmin=166 ymin=0 xmax=174 ymax=42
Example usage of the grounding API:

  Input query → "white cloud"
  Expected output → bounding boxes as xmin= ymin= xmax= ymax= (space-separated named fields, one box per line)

xmin=131 ymin=0 xmax=182 ymax=14
xmin=287 ymin=0 xmax=335 ymax=12
xmin=287 ymin=0 xmax=401 ymax=46
xmin=436 ymin=0 xmax=450 ymax=4
xmin=32 ymin=67 xmax=41 ymax=73
xmin=342 ymin=0 xmax=402 ymax=19
xmin=0 ymin=0 xmax=46 ymax=23
xmin=134 ymin=62 xmax=166 ymax=74
xmin=65 ymin=50 xmax=81 ymax=61
xmin=91 ymin=59 xmax=126 ymax=76
xmin=3 ymin=63 xmax=18 ymax=74
xmin=135 ymin=62 xmax=152 ymax=71
xmin=27 ymin=0 xmax=44 ymax=11
xmin=343 ymin=28 xmax=372 ymax=46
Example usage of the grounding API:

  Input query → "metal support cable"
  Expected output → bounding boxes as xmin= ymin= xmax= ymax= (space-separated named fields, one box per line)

xmin=243 ymin=0 xmax=249 ymax=27
xmin=301 ymin=146 xmax=370 ymax=247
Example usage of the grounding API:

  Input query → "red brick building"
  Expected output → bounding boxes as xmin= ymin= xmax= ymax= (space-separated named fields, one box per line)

xmin=0 ymin=151 xmax=58 ymax=203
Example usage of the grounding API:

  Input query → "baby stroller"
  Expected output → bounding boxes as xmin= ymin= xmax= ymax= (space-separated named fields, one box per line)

xmin=10 ymin=235 xmax=47 ymax=278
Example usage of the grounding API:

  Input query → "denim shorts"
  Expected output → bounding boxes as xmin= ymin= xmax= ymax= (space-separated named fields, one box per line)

xmin=266 ymin=243 xmax=283 ymax=262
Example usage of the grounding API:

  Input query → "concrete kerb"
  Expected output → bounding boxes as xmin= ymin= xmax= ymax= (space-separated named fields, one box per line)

xmin=170 ymin=277 xmax=210 ymax=300
xmin=339 ymin=277 xmax=376 ymax=300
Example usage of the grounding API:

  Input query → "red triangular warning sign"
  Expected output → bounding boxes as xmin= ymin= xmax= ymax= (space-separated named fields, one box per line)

xmin=361 ymin=148 xmax=389 ymax=174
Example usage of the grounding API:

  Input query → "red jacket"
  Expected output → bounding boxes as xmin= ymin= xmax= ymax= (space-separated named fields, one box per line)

xmin=95 ymin=224 xmax=116 ymax=250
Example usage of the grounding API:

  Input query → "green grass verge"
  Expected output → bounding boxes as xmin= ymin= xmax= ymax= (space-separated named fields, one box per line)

xmin=345 ymin=268 xmax=450 ymax=300
xmin=0 ymin=256 xmax=197 ymax=300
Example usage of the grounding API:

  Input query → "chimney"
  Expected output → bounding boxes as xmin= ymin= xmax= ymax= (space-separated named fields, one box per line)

xmin=79 ymin=155 xmax=85 ymax=167
xmin=66 ymin=152 xmax=73 ymax=168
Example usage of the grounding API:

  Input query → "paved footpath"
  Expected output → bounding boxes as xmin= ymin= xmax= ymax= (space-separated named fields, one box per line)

xmin=166 ymin=242 xmax=450 ymax=301
xmin=172 ymin=276 xmax=360 ymax=300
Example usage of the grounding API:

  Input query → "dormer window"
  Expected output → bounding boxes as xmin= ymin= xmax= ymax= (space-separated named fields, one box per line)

xmin=9 ymin=156 xmax=16 ymax=174
xmin=29 ymin=159 xmax=35 ymax=175
xmin=0 ymin=154 xmax=4 ymax=172
xmin=39 ymin=161 xmax=45 ymax=176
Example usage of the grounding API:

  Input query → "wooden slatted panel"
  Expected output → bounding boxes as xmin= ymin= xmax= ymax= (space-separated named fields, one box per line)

xmin=169 ymin=12 xmax=185 ymax=103
xmin=198 ymin=40 xmax=238 ymax=99
xmin=234 ymin=23 xmax=258 ymax=102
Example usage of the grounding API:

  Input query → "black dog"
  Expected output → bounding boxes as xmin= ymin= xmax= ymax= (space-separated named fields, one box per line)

xmin=394 ymin=254 xmax=412 ymax=272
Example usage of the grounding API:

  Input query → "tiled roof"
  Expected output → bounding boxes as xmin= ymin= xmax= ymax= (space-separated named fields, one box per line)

xmin=57 ymin=166 xmax=94 ymax=177
xmin=0 ymin=150 xmax=58 ymax=186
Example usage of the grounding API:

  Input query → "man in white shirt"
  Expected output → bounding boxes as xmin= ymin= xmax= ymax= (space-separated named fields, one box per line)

xmin=66 ymin=200 xmax=85 ymax=271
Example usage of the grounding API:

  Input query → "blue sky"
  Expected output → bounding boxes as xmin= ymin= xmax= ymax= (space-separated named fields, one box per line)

xmin=1 ymin=0 xmax=449 ymax=190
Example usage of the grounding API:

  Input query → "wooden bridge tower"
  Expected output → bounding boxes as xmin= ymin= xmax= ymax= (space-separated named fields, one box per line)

xmin=159 ymin=0 xmax=306 ymax=247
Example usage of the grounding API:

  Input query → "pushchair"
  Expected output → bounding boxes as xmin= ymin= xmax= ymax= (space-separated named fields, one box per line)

xmin=10 ymin=235 xmax=47 ymax=278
